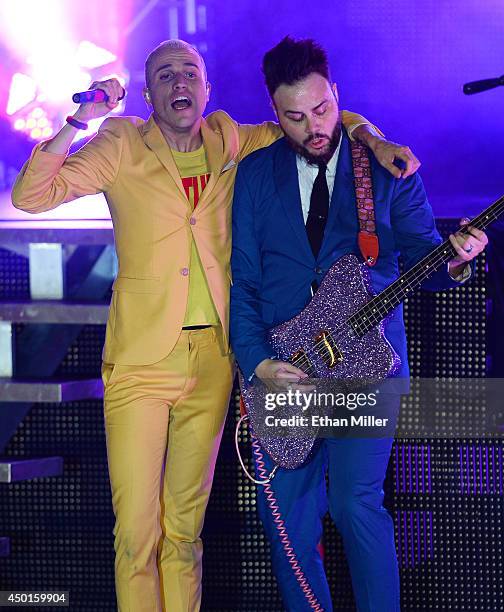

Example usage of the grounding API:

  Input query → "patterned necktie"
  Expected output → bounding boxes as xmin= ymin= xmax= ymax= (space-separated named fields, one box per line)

xmin=306 ymin=162 xmax=329 ymax=258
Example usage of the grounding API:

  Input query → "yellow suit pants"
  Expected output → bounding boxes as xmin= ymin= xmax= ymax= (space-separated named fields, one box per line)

xmin=102 ymin=326 xmax=234 ymax=612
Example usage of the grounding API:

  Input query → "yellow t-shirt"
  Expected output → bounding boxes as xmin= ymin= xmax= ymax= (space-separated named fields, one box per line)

xmin=171 ymin=145 xmax=219 ymax=327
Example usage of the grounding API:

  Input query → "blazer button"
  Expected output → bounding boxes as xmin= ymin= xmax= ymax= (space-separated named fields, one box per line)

xmin=189 ymin=217 xmax=196 ymax=225
xmin=181 ymin=268 xmax=189 ymax=276
xmin=315 ymin=267 xmax=323 ymax=274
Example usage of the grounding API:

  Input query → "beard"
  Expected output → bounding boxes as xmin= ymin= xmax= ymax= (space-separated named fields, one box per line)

xmin=285 ymin=118 xmax=342 ymax=166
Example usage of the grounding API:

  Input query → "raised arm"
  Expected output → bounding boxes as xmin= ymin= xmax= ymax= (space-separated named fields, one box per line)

xmin=237 ymin=110 xmax=421 ymax=179
xmin=12 ymin=78 xmax=124 ymax=213
xmin=349 ymin=115 xmax=420 ymax=179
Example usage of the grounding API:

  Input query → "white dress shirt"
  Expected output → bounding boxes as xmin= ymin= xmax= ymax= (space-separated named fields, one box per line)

xmin=296 ymin=139 xmax=342 ymax=224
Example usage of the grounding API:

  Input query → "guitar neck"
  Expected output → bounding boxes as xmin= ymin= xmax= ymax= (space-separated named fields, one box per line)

xmin=347 ymin=194 xmax=504 ymax=336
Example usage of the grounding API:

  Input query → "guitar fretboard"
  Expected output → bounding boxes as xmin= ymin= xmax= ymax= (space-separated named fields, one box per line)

xmin=347 ymin=194 xmax=504 ymax=336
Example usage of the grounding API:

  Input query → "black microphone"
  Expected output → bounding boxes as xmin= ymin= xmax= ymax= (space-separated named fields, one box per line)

xmin=72 ymin=88 xmax=125 ymax=104
xmin=463 ymin=75 xmax=504 ymax=95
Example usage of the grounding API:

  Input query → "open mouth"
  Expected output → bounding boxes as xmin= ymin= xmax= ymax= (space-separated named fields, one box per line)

xmin=171 ymin=96 xmax=192 ymax=110
xmin=308 ymin=137 xmax=328 ymax=149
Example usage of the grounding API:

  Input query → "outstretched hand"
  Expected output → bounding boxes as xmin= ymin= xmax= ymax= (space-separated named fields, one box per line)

xmin=351 ymin=124 xmax=421 ymax=179
xmin=367 ymin=137 xmax=420 ymax=179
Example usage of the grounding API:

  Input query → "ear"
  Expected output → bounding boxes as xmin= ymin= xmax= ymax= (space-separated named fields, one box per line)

xmin=205 ymin=81 xmax=211 ymax=102
xmin=270 ymin=98 xmax=278 ymax=119
xmin=143 ymin=87 xmax=152 ymax=106
xmin=331 ymin=83 xmax=339 ymax=104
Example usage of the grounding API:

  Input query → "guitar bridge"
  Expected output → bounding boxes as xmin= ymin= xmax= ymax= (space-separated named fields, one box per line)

xmin=314 ymin=330 xmax=343 ymax=368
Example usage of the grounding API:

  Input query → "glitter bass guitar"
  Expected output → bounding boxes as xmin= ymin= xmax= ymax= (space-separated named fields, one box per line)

xmin=239 ymin=195 xmax=503 ymax=473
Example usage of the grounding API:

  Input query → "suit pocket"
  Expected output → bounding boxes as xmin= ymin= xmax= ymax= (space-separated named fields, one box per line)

xmin=112 ymin=276 xmax=162 ymax=294
xmin=101 ymin=362 xmax=119 ymax=388
xmin=220 ymin=159 xmax=237 ymax=173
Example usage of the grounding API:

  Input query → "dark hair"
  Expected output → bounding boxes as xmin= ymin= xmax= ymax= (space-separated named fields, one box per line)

xmin=262 ymin=36 xmax=331 ymax=98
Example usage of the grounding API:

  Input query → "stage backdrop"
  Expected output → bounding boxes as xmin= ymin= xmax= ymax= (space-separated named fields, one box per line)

xmin=125 ymin=0 xmax=504 ymax=218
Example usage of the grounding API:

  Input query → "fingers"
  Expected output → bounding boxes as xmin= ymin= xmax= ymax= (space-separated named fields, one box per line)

xmin=273 ymin=363 xmax=311 ymax=393
xmin=395 ymin=146 xmax=421 ymax=178
xmin=275 ymin=363 xmax=308 ymax=379
xmin=453 ymin=222 xmax=489 ymax=250
xmin=73 ymin=77 xmax=126 ymax=124
xmin=255 ymin=358 xmax=309 ymax=392
xmin=101 ymin=79 xmax=123 ymax=109
xmin=458 ymin=221 xmax=489 ymax=246
xmin=469 ymin=227 xmax=488 ymax=245
xmin=379 ymin=158 xmax=402 ymax=179
xmin=271 ymin=377 xmax=315 ymax=394
xmin=449 ymin=234 xmax=472 ymax=262
xmin=449 ymin=227 xmax=487 ymax=262
xmin=373 ymin=140 xmax=421 ymax=179
xmin=255 ymin=358 xmax=307 ymax=385
xmin=89 ymin=78 xmax=124 ymax=107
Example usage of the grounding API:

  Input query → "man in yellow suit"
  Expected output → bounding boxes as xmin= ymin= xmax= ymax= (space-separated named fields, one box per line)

xmin=12 ymin=39 xmax=419 ymax=612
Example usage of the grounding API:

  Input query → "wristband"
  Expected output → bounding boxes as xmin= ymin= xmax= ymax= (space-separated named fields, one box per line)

xmin=66 ymin=115 xmax=88 ymax=130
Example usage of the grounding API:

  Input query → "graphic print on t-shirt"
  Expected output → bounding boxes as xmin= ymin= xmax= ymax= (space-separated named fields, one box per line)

xmin=181 ymin=173 xmax=211 ymax=208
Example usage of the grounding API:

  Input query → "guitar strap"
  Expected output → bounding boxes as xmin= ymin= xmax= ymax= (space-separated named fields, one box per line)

xmin=351 ymin=141 xmax=379 ymax=266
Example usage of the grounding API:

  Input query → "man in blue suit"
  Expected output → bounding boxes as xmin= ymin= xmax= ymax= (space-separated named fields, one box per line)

xmin=230 ymin=37 xmax=487 ymax=611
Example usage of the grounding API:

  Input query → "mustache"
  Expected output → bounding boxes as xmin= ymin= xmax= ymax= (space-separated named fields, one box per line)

xmin=304 ymin=133 xmax=330 ymax=145
xmin=285 ymin=119 xmax=342 ymax=166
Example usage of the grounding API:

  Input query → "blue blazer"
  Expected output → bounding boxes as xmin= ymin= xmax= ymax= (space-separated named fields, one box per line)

xmin=230 ymin=132 xmax=461 ymax=381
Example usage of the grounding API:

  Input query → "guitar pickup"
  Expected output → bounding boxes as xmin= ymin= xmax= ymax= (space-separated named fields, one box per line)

xmin=314 ymin=330 xmax=343 ymax=368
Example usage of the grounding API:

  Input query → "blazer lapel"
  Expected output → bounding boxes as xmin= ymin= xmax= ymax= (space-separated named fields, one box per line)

xmin=196 ymin=117 xmax=225 ymax=211
xmin=319 ymin=131 xmax=355 ymax=258
xmin=141 ymin=115 xmax=189 ymax=204
xmin=274 ymin=139 xmax=314 ymax=262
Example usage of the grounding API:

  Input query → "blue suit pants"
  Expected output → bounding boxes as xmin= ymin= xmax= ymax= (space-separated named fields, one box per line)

xmin=253 ymin=433 xmax=400 ymax=611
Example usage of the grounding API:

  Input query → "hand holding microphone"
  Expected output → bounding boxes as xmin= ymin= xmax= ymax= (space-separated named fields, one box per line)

xmin=72 ymin=78 xmax=125 ymax=123
xmin=41 ymin=78 xmax=125 ymax=152
xmin=72 ymin=88 xmax=126 ymax=104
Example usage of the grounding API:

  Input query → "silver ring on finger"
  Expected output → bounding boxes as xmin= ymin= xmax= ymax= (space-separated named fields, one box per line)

xmin=463 ymin=244 xmax=473 ymax=254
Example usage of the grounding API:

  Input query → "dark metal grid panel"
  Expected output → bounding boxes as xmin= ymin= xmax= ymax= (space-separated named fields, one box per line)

xmin=403 ymin=219 xmax=487 ymax=380
xmin=53 ymin=325 xmax=106 ymax=378
xmin=390 ymin=439 xmax=504 ymax=612
xmin=0 ymin=400 xmax=116 ymax=611
xmin=0 ymin=247 xmax=30 ymax=300
xmin=0 ymin=217 xmax=501 ymax=611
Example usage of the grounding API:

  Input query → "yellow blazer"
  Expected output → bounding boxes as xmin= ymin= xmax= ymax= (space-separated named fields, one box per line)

xmin=12 ymin=110 xmax=367 ymax=365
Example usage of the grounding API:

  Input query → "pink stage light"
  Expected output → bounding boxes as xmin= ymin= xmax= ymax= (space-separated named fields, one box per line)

xmin=0 ymin=0 xmax=133 ymax=142
xmin=76 ymin=41 xmax=117 ymax=70
xmin=6 ymin=73 xmax=37 ymax=115
xmin=9 ymin=105 xmax=54 ymax=142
